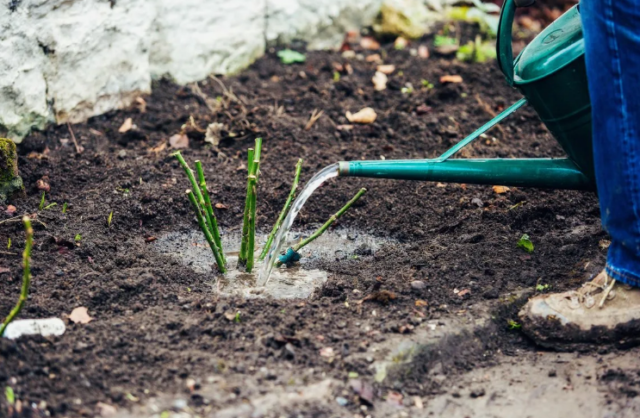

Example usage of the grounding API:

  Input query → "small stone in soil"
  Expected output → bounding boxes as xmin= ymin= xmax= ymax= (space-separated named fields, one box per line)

xmin=117 ymin=150 xmax=127 ymax=159
xmin=411 ymin=280 xmax=426 ymax=290
xmin=336 ymin=396 xmax=349 ymax=406
xmin=172 ymin=399 xmax=187 ymax=410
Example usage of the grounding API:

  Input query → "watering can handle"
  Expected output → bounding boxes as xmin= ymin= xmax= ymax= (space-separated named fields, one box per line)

xmin=497 ymin=0 xmax=535 ymax=86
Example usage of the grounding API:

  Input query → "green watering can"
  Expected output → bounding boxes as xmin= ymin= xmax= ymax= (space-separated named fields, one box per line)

xmin=338 ymin=0 xmax=595 ymax=191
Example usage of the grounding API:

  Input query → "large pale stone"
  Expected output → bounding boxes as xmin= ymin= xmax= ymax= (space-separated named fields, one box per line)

xmin=267 ymin=0 xmax=384 ymax=50
xmin=0 ymin=0 xmax=454 ymax=142
xmin=0 ymin=7 xmax=50 ymax=141
xmin=149 ymin=0 xmax=265 ymax=84
xmin=29 ymin=0 xmax=155 ymax=124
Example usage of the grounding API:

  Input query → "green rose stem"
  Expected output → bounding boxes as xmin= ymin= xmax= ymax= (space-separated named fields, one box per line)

xmin=0 ymin=216 xmax=33 ymax=337
xmin=195 ymin=160 xmax=225 ymax=264
xmin=259 ymin=158 xmax=303 ymax=261
xmin=239 ymin=138 xmax=263 ymax=269
xmin=238 ymin=148 xmax=255 ymax=266
xmin=276 ymin=188 xmax=367 ymax=267
xmin=187 ymin=190 xmax=226 ymax=273
xmin=245 ymin=138 xmax=263 ymax=272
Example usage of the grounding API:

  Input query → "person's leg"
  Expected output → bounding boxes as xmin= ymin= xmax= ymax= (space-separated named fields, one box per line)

xmin=586 ymin=0 xmax=640 ymax=285
xmin=519 ymin=0 xmax=640 ymax=349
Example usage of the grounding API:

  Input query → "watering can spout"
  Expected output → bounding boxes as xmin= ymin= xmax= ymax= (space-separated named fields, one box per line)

xmin=338 ymin=158 xmax=593 ymax=190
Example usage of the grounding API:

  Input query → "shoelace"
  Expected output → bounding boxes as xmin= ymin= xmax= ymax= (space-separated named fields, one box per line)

xmin=568 ymin=273 xmax=617 ymax=309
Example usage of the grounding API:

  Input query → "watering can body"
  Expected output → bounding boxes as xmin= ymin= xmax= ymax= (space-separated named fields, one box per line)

xmin=498 ymin=1 xmax=594 ymax=181
xmin=339 ymin=0 xmax=597 ymax=191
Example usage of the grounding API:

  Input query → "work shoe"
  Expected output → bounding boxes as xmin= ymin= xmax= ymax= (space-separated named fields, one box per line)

xmin=518 ymin=270 xmax=640 ymax=350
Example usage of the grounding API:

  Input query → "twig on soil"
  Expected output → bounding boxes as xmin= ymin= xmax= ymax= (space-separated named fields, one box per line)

xmin=259 ymin=158 xmax=303 ymax=261
xmin=0 ymin=214 xmax=46 ymax=229
xmin=0 ymin=251 xmax=18 ymax=256
xmin=67 ymin=122 xmax=84 ymax=154
xmin=277 ymin=188 xmax=367 ymax=267
xmin=195 ymin=160 xmax=225 ymax=264
xmin=304 ymin=109 xmax=324 ymax=130
xmin=188 ymin=83 xmax=220 ymax=113
xmin=0 ymin=216 xmax=33 ymax=337
xmin=186 ymin=190 xmax=226 ymax=273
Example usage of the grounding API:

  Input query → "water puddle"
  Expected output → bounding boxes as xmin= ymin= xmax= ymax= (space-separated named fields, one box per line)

xmin=153 ymin=228 xmax=388 ymax=299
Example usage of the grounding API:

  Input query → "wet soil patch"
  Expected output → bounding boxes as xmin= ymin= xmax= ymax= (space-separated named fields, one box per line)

xmin=0 ymin=24 xmax=609 ymax=417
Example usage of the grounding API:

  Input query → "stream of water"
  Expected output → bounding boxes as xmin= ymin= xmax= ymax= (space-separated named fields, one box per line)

xmin=258 ymin=163 xmax=340 ymax=286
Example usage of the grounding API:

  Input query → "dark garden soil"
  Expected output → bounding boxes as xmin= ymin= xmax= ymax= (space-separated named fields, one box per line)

xmin=0 ymin=23 xmax=628 ymax=418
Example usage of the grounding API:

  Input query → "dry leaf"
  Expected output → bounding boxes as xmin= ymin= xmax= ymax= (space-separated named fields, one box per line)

xmin=204 ymin=122 xmax=224 ymax=147
xmin=336 ymin=124 xmax=354 ymax=131
xmin=169 ymin=133 xmax=189 ymax=149
xmin=118 ymin=118 xmax=133 ymax=133
xmin=436 ymin=183 xmax=446 ymax=188
xmin=440 ymin=75 xmax=463 ymax=84
xmin=69 ymin=307 xmax=93 ymax=324
xmin=366 ymin=54 xmax=382 ymax=63
xmin=5 ymin=205 xmax=16 ymax=214
xmin=360 ymin=37 xmax=380 ymax=50
xmin=415 ymin=300 xmax=428 ymax=307
xmin=320 ymin=347 xmax=335 ymax=357
xmin=215 ymin=203 xmax=227 ymax=209
xmin=135 ymin=97 xmax=147 ymax=113
xmin=418 ymin=45 xmax=429 ymax=59
xmin=0 ymin=267 xmax=10 ymax=274
xmin=149 ymin=142 xmax=167 ymax=154
xmin=372 ymin=71 xmax=388 ymax=91
xmin=346 ymin=107 xmax=377 ymax=124
xmin=36 ymin=178 xmax=50 ymax=192
xmin=224 ymin=311 xmax=237 ymax=321
xmin=492 ymin=185 xmax=510 ymax=194
xmin=376 ymin=64 xmax=395 ymax=75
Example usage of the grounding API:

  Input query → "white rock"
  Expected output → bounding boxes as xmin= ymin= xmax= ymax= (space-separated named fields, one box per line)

xmin=0 ymin=0 xmax=454 ymax=142
xmin=149 ymin=0 xmax=265 ymax=84
xmin=3 ymin=318 xmax=66 ymax=340
xmin=267 ymin=0 xmax=384 ymax=50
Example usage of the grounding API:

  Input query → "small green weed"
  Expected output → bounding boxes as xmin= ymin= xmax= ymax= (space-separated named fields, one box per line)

xmin=517 ymin=234 xmax=534 ymax=253
xmin=5 ymin=386 xmax=14 ymax=405
xmin=277 ymin=49 xmax=306 ymax=64
xmin=507 ymin=319 xmax=521 ymax=330
xmin=38 ymin=192 xmax=46 ymax=211
xmin=75 ymin=234 xmax=82 ymax=242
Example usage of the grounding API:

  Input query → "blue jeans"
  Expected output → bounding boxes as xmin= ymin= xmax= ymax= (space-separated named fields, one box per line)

xmin=582 ymin=0 xmax=640 ymax=287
